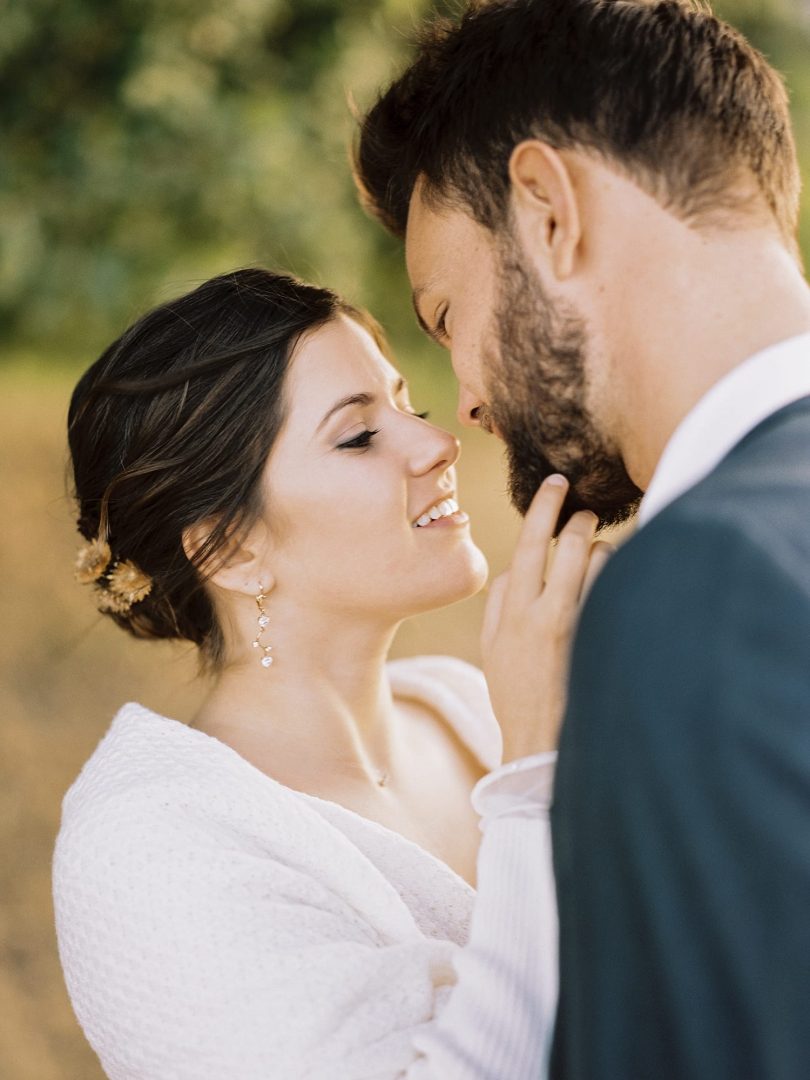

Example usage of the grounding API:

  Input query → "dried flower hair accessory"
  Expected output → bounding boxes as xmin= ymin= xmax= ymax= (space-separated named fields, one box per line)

xmin=74 ymin=537 xmax=112 ymax=584
xmin=93 ymin=583 xmax=136 ymax=615
xmin=107 ymin=560 xmax=153 ymax=605
xmin=93 ymin=558 xmax=153 ymax=615
xmin=75 ymin=535 xmax=152 ymax=615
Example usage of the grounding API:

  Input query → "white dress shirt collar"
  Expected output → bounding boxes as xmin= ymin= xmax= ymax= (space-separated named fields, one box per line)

xmin=638 ymin=332 xmax=810 ymax=527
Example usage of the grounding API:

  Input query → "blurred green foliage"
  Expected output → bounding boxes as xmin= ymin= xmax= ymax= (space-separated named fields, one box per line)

xmin=0 ymin=0 xmax=440 ymax=362
xmin=1 ymin=0 xmax=809 ymax=367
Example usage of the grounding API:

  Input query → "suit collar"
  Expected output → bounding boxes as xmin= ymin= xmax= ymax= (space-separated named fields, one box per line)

xmin=638 ymin=332 xmax=810 ymax=528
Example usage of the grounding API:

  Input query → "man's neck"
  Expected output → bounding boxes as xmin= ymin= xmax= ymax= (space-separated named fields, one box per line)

xmin=621 ymin=234 xmax=810 ymax=490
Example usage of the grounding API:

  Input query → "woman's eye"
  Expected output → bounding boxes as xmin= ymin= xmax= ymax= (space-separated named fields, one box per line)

xmin=413 ymin=410 xmax=430 ymax=420
xmin=435 ymin=308 xmax=448 ymax=339
xmin=337 ymin=428 xmax=379 ymax=450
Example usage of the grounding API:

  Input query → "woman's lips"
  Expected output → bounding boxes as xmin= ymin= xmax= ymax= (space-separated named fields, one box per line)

xmin=413 ymin=496 xmax=462 ymax=527
xmin=415 ymin=510 xmax=470 ymax=528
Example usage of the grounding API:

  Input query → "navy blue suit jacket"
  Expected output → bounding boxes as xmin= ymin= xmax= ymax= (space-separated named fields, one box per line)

xmin=551 ymin=396 xmax=810 ymax=1080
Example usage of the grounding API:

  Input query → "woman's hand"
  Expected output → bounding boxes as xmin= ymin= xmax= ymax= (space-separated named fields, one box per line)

xmin=481 ymin=474 xmax=614 ymax=763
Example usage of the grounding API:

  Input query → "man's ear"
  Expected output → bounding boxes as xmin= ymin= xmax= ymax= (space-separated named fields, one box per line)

xmin=182 ymin=519 xmax=275 ymax=598
xmin=508 ymin=140 xmax=582 ymax=280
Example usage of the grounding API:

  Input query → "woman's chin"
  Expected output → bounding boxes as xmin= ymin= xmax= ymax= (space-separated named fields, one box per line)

xmin=407 ymin=547 xmax=490 ymax=615
xmin=465 ymin=548 xmax=491 ymax=596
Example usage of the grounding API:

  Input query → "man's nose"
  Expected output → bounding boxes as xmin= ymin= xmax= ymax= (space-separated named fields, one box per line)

xmin=456 ymin=387 xmax=485 ymax=428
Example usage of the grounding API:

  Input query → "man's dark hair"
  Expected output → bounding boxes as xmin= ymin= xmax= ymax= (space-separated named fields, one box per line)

xmin=355 ymin=0 xmax=800 ymax=248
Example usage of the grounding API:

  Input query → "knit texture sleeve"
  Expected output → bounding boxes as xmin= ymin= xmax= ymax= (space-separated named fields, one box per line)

xmin=410 ymin=809 xmax=558 ymax=1078
xmin=55 ymin=778 xmax=556 ymax=1080
xmin=54 ymin=786 xmax=459 ymax=1080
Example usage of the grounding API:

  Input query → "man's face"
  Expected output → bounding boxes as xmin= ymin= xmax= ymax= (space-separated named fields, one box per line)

xmin=405 ymin=185 xmax=642 ymax=529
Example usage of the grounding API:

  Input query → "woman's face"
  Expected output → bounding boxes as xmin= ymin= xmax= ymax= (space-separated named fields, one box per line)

xmin=261 ymin=314 xmax=488 ymax=621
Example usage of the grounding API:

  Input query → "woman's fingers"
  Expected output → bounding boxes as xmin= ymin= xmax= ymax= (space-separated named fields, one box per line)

xmin=481 ymin=481 xmax=619 ymax=760
xmin=503 ymin=474 xmax=570 ymax=615
xmin=481 ymin=571 xmax=509 ymax=657
xmin=542 ymin=509 xmax=599 ymax=618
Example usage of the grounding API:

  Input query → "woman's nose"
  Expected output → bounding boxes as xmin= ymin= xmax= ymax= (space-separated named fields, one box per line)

xmin=409 ymin=419 xmax=461 ymax=477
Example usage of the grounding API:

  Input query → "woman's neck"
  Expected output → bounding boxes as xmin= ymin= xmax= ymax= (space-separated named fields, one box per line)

xmin=191 ymin=613 xmax=403 ymax=788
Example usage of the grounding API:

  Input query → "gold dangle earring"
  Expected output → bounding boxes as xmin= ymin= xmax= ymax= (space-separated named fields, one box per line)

xmin=252 ymin=585 xmax=274 ymax=668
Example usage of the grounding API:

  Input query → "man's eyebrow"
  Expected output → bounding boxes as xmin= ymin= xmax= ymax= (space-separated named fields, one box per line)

xmin=411 ymin=286 xmax=442 ymax=344
xmin=317 ymin=378 xmax=407 ymax=432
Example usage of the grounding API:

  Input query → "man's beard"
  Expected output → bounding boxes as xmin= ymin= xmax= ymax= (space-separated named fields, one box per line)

xmin=486 ymin=248 xmax=643 ymax=531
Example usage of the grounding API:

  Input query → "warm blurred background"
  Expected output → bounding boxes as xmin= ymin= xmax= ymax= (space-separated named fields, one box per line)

xmin=1 ymin=1 xmax=809 ymax=1075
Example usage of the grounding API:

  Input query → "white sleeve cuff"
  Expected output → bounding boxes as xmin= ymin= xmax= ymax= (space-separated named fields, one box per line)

xmin=471 ymin=752 xmax=558 ymax=831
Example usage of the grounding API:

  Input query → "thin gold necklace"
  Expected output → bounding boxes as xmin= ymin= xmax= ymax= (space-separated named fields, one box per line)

xmin=333 ymin=755 xmax=391 ymax=788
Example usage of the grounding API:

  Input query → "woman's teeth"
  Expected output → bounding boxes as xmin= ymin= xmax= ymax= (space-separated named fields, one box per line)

xmin=414 ymin=498 xmax=460 ymax=527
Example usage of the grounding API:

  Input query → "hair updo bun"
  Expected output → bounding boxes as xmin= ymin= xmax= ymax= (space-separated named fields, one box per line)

xmin=68 ymin=267 xmax=373 ymax=667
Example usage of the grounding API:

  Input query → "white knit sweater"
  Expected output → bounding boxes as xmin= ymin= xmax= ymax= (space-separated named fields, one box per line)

xmin=53 ymin=656 xmax=557 ymax=1079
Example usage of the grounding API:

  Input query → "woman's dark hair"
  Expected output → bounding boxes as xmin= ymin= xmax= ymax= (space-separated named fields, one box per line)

xmin=355 ymin=0 xmax=800 ymax=249
xmin=68 ymin=267 xmax=382 ymax=667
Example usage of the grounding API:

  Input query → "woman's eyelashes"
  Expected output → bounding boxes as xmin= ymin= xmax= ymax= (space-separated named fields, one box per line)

xmin=337 ymin=428 xmax=380 ymax=450
xmin=335 ymin=410 xmax=431 ymax=451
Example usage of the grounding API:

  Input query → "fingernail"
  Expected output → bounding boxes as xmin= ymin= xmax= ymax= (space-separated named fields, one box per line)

xmin=546 ymin=474 xmax=568 ymax=487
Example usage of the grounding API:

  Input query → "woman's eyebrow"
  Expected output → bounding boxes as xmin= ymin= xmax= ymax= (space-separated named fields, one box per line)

xmin=317 ymin=392 xmax=374 ymax=431
xmin=317 ymin=378 xmax=406 ymax=431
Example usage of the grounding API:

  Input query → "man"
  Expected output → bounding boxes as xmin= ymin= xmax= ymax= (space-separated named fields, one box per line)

xmin=356 ymin=1 xmax=810 ymax=1077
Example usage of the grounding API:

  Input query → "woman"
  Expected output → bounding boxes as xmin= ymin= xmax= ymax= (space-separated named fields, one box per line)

xmin=54 ymin=268 xmax=601 ymax=1079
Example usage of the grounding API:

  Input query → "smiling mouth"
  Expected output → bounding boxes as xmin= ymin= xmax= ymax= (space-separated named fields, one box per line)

xmin=413 ymin=497 xmax=469 ymax=528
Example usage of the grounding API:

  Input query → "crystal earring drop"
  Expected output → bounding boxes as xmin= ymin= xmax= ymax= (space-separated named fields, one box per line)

xmin=252 ymin=585 xmax=273 ymax=668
